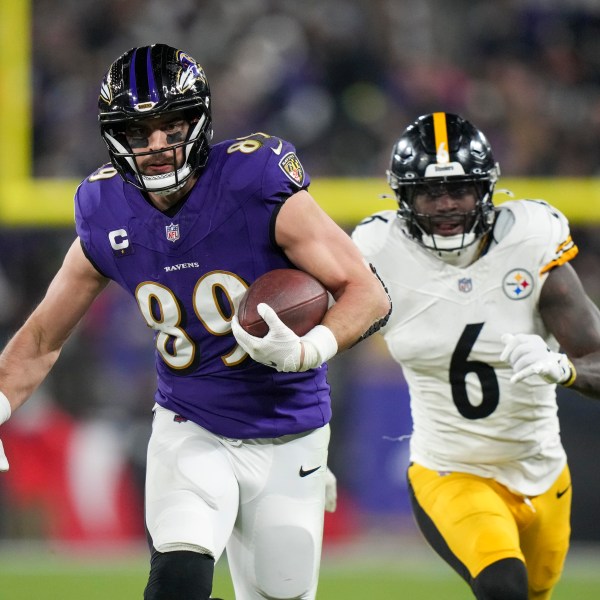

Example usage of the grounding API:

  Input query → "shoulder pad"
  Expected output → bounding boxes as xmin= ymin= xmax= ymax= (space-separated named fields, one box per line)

xmin=498 ymin=200 xmax=578 ymax=273
xmin=352 ymin=210 xmax=397 ymax=256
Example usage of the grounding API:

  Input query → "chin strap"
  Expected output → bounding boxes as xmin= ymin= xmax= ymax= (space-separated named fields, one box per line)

xmin=142 ymin=164 xmax=192 ymax=195
xmin=430 ymin=233 xmax=491 ymax=268
xmin=421 ymin=231 xmax=477 ymax=253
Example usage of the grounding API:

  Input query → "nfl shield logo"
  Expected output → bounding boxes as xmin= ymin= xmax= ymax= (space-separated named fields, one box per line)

xmin=165 ymin=222 xmax=180 ymax=242
xmin=458 ymin=277 xmax=472 ymax=293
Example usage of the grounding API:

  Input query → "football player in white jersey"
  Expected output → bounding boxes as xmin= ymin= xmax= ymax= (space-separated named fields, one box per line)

xmin=352 ymin=112 xmax=600 ymax=600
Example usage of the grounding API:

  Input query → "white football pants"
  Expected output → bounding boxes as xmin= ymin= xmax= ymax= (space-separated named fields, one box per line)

xmin=145 ymin=405 xmax=330 ymax=599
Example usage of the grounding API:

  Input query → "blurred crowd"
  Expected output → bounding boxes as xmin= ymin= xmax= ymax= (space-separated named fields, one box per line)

xmin=33 ymin=0 xmax=600 ymax=179
xmin=4 ymin=0 xmax=600 ymax=543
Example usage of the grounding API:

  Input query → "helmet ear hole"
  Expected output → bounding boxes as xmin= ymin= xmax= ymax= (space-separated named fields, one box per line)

xmin=98 ymin=44 xmax=212 ymax=194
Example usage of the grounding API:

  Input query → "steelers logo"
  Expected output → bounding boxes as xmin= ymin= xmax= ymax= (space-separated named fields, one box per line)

xmin=502 ymin=269 xmax=534 ymax=300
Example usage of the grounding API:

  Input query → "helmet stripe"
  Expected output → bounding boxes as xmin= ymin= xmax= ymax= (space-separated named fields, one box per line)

xmin=433 ymin=112 xmax=449 ymax=164
xmin=146 ymin=46 xmax=159 ymax=103
xmin=129 ymin=48 xmax=139 ymax=106
xmin=128 ymin=46 xmax=160 ymax=107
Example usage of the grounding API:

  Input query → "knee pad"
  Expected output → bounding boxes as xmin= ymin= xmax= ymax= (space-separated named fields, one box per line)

xmin=144 ymin=549 xmax=214 ymax=600
xmin=254 ymin=525 xmax=315 ymax=599
xmin=472 ymin=558 xmax=528 ymax=600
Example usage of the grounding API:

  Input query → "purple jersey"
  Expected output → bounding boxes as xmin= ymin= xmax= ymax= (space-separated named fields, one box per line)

xmin=75 ymin=134 xmax=331 ymax=438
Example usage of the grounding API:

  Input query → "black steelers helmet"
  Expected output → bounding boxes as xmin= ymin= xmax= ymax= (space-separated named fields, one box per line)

xmin=387 ymin=112 xmax=500 ymax=252
xmin=98 ymin=44 xmax=212 ymax=195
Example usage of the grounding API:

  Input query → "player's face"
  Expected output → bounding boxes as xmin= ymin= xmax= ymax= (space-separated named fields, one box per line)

xmin=125 ymin=112 xmax=191 ymax=176
xmin=412 ymin=182 xmax=478 ymax=236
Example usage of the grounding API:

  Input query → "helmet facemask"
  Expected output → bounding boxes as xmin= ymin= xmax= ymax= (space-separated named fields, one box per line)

xmin=102 ymin=108 xmax=210 ymax=195
xmin=393 ymin=178 xmax=496 ymax=253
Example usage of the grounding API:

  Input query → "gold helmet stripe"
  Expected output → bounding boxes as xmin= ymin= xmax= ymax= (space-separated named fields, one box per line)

xmin=433 ymin=112 xmax=449 ymax=164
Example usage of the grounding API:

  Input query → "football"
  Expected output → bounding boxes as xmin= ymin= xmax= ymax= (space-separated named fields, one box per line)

xmin=237 ymin=269 xmax=329 ymax=338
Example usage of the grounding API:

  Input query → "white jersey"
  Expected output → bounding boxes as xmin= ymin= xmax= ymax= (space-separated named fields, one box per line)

xmin=352 ymin=199 xmax=578 ymax=496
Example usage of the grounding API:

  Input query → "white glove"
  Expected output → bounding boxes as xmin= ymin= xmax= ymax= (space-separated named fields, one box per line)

xmin=0 ymin=392 xmax=10 ymax=472
xmin=324 ymin=467 xmax=337 ymax=513
xmin=231 ymin=303 xmax=338 ymax=372
xmin=0 ymin=440 xmax=8 ymax=472
xmin=500 ymin=333 xmax=575 ymax=385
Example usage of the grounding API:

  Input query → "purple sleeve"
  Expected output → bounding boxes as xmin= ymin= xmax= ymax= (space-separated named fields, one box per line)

xmin=73 ymin=166 xmax=132 ymax=282
xmin=257 ymin=137 xmax=311 ymax=202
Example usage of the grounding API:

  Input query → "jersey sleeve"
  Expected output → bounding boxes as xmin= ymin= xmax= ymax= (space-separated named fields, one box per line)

xmin=218 ymin=134 xmax=312 ymax=236
xmin=73 ymin=166 xmax=125 ymax=279
xmin=259 ymin=136 xmax=311 ymax=202
xmin=74 ymin=184 xmax=94 ymax=254
xmin=74 ymin=176 xmax=102 ymax=272
xmin=496 ymin=200 xmax=579 ymax=277
xmin=229 ymin=135 xmax=311 ymax=251
xmin=530 ymin=201 xmax=579 ymax=274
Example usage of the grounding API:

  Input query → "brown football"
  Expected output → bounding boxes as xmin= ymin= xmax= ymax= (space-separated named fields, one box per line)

xmin=237 ymin=269 xmax=329 ymax=338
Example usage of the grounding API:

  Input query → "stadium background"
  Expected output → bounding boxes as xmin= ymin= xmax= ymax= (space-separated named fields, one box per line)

xmin=1 ymin=1 xmax=600 ymax=596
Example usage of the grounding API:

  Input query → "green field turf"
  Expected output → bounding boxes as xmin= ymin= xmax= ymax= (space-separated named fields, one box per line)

xmin=0 ymin=543 xmax=598 ymax=599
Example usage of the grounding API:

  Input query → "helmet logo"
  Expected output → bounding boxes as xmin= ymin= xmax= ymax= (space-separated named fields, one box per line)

xmin=99 ymin=77 xmax=112 ymax=105
xmin=436 ymin=142 xmax=449 ymax=164
xmin=176 ymin=52 xmax=205 ymax=93
xmin=424 ymin=162 xmax=466 ymax=177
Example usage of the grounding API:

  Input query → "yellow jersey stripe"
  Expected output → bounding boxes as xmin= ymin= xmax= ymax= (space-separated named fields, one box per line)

xmin=540 ymin=243 xmax=579 ymax=274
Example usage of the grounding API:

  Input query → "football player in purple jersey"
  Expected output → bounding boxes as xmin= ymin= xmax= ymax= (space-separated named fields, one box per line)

xmin=0 ymin=44 xmax=391 ymax=600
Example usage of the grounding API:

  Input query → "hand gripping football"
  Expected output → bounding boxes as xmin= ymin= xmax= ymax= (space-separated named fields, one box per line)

xmin=237 ymin=269 xmax=329 ymax=338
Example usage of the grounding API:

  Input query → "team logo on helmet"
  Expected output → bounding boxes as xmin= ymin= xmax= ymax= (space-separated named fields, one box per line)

xmin=99 ymin=76 xmax=112 ymax=105
xmin=278 ymin=152 xmax=305 ymax=187
xmin=165 ymin=222 xmax=180 ymax=242
xmin=502 ymin=269 xmax=533 ymax=300
xmin=176 ymin=51 xmax=205 ymax=93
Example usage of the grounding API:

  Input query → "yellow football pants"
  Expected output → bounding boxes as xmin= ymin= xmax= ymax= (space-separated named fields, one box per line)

xmin=408 ymin=463 xmax=571 ymax=600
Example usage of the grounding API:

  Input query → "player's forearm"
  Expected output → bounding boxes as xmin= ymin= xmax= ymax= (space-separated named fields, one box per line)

xmin=323 ymin=278 xmax=391 ymax=351
xmin=566 ymin=352 xmax=600 ymax=400
xmin=0 ymin=323 xmax=64 ymax=412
